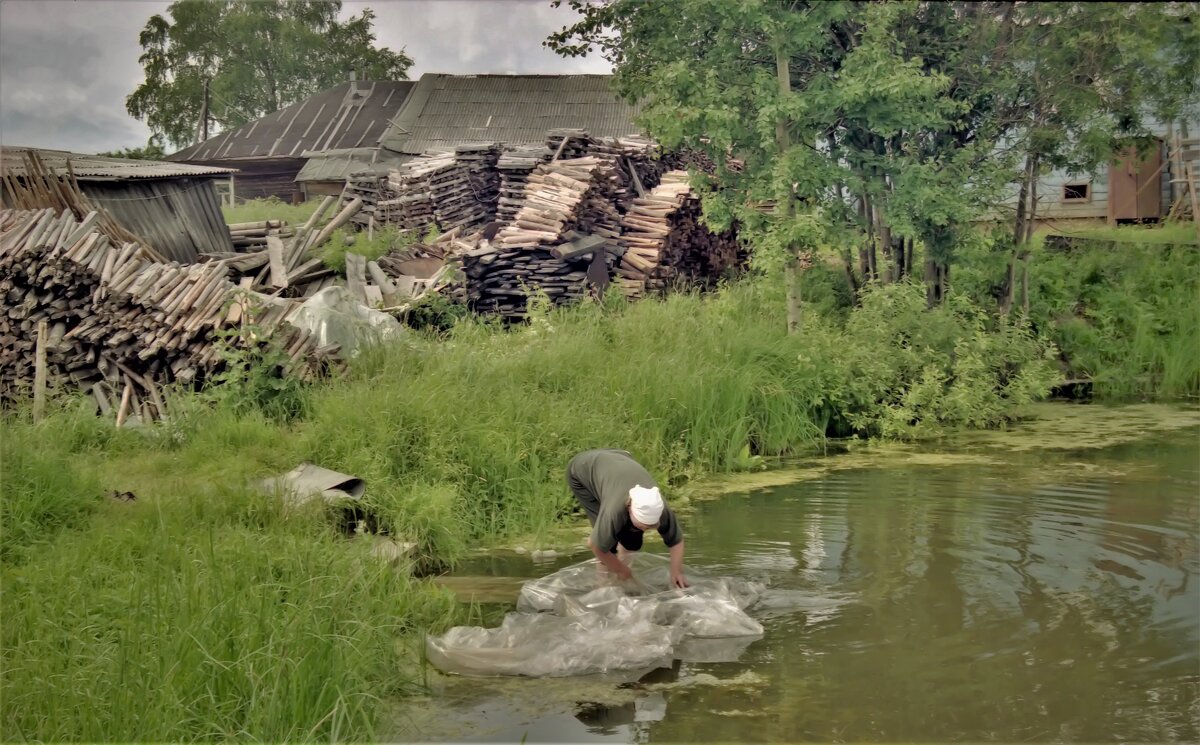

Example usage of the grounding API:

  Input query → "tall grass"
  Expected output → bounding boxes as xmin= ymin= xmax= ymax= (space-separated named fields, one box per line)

xmin=0 ymin=406 xmax=458 ymax=742
xmin=1026 ymin=241 xmax=1200 ymax=398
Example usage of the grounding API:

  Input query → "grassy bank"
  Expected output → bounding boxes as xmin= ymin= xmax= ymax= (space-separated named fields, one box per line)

xmin=1 ymin=276 xmax=1056 ymax=740
xmin=955 ymin=232 xmax=1200 ymax=398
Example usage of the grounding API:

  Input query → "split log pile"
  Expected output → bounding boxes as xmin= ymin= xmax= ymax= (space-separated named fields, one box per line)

xmin=588 ymin=135 xmax=667 ymax=212
xmin=663 ymin=145 xmax=746 ymax=175
xmin=0 ymin=208 xmax=342 ymax=424
xmin=226 ymin=220 xmax=294 ymax=251
xmin=616 ymin=170 xmax=745 ymax=299
xmin=453 ymin=143 xmax=501 ymax=226
xmin=544 ymin=128 xmax=592 ymax=161
xmin=345 ymin=171 xmax=387 ymax=230
xmin=495 ymin=146 xmax=547 ymax=224
xmin=462 ymin=157 xmax=622 ymax=318
xmin=379 ymin=161 xmax=438 ymax=235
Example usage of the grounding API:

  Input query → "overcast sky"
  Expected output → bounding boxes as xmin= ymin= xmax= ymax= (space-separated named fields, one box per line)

xmin=0 ymin=0 xmax=610 ymax=154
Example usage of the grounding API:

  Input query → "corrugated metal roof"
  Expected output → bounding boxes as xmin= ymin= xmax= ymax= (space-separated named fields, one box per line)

xmin=2 ymin=146 xmax=236 ymax=180
xmin=295 ymin=146 xmax=413 ymax=183
xmin=379 ymin=74 xmax=644 ymax=155
xmin=168 ymin=81 xmax=415 ymax=162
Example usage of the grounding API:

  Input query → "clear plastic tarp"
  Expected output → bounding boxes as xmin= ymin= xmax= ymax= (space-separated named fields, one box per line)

xmin=426 ymin=554 xmax=768 ymax=678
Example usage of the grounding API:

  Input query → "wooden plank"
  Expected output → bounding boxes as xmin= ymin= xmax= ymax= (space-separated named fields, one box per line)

xmin=266 ymin=236 xmax=288 ymax=289
xmin=32 ymin=320 xmax=48 ymax=422
xmin=345 ymin=252 xmax=368 ymax=304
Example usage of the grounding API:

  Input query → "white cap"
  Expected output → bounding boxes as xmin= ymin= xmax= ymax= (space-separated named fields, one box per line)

xmin=629 ymin=485 xmax=664 ymax=526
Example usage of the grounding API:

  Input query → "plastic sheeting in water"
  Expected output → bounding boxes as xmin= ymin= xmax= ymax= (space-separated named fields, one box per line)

xmin=426 ymin=554 xmax=766 ymax=677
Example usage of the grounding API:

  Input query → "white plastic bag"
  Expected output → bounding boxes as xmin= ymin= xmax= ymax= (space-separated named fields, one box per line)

xmin=286 ymin=286 xmax=402 ymax=357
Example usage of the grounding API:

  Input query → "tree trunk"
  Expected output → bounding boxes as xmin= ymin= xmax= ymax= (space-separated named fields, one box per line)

xmin=1002 ymin=151 xmax=1039 ymax=316
xmin=1020 ymin=257 xmax=1030 ymax=316
xmin=860 ymin=193 xmax=877 ymax=282
xmin=877 ymin=205 xmax=893 ymax=284
xmin=1012 ymin=155 xmax=1031 ymax=245
xmin=1024 ymin=161 xmax=1040 ymax=245
xmin=904 ymin=237 xmax=914 ymax=281
xmin=841 ymin=246 xmax=861 ymax=298
xmin=775 ymin=44 xmax=801 ymax=334
xmin=925 ymin=258 xmax=948 ymax=307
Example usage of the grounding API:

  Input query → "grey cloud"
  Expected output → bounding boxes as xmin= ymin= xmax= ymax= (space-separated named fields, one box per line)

xmin=342 ymin=1 xmax=611 ymax=76
xmin=1 ymin=0 xmax=613 ymax=155
xmin=0 ymin=0 xmax=167 ymax=152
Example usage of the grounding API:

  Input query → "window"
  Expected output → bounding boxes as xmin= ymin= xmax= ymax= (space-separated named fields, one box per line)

xmin=1063 ymin=183 xmax=1090 ymax=202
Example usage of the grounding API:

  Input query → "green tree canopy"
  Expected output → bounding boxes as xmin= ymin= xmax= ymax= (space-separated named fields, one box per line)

xmin=548 ymin=1 xmax=1199 ymax=312
xmin=127 ymin=0 xmax=413 ymax=150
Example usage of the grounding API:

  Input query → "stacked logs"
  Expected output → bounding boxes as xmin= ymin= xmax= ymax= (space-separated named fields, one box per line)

xmin=453 ymin=143 xmax=501 ymax=225
xmin=227 ymin=220 xmax=294 ymax=251
xmin=616 ymin=171 xmax=745 ymax=299
xmin=380 ymin=157 xmax=443 ymax=235
xmin=495 ymin=146 xmax=547 ymax=224
xmin=493 ymin=157 xmax=607 ymax=249
xmin=1 ymin=208 xmax=342 ymax=423
xmin=345 ymin=171 xmax=387 ymax=230
xmin=464 ymin=157 xmax=622 ymax=318
xmin=545 ymin=128 xmax=592 ymax=160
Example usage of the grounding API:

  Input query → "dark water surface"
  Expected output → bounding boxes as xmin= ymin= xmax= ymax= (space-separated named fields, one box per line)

xmin=399 ymin=426 xmax=1200 ymax=742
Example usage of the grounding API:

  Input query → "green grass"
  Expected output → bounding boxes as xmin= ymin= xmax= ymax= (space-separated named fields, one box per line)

xmin=319 ymin=225 xmax=411 ymax=273
xmin=1026 ymin=240 xmax=1200 ymax=397
xmin=222 ymin=197 xmax=325 ymax=227
xmin=1047 ymin=221 xmax=1200 ymax=245
xmin=1 ymin=404 xmax=459 ymax=742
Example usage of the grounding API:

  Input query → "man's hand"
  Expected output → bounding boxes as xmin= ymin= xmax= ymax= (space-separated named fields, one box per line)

xmin=610 ymin=561 xmax=634 ymax=581
xmin=589 ymin=537 xmax=633 ymax=581
xmin=669 ymin=539 xmax=687 ymax=589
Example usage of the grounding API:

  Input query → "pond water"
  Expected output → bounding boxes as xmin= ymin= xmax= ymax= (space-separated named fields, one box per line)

xmin=393 ymin=412 xmax=1200 ymax=743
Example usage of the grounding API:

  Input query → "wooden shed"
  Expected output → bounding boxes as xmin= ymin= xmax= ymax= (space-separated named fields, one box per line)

xmin=1 ymin=146 xmax=236 ymax=263
xmin=994 ymin=117 xmax=1200 ymax=230
xmin=168 ymin=80 xmax=415 ymax=202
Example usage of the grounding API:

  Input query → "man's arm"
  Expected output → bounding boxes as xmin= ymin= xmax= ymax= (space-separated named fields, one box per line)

xmin=588 ymin=537 xmax=632 ymax=580
xmin=669 ymin=539 xmax=688 ymax=588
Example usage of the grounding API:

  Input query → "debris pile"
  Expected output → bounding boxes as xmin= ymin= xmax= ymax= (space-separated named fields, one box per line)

xmin=0 ymin=208 xmax=341 ymax=423
xmin=226 ymin=220 xmax=294 ymax=251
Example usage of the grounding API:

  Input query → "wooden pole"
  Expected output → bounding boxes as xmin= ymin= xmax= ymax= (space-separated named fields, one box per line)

xmin=32 ymin=320 xmax=48 ymax=422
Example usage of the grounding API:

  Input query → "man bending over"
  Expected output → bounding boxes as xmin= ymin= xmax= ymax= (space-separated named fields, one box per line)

xmin=566 ymin=448 xmax=688 ymax=588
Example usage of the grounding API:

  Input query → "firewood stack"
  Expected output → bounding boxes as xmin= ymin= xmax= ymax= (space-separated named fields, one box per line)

xmin=1 ymin=208 xmax=342 ymax=424
xmin=453 ymin=143 xmax=501 ymax=226
xmin=345 ymin=171 xmax=387 ymax=230
xmin=588 ymin=136 xmax=666 ymax=212
xmin=496 ymin=146 xmax=547 ymax=225
xmin=463 ymin=157 xmax=623 ymax=318
xmin=379 ymin=156 xmax=444 ymax=235
xmin=616 ymin=171 xmax=745 ymax=299
xmin=545 ymin=128 xmax=593 ymax=160
xmin=226 ymin=220 xmax=294 ymax=251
